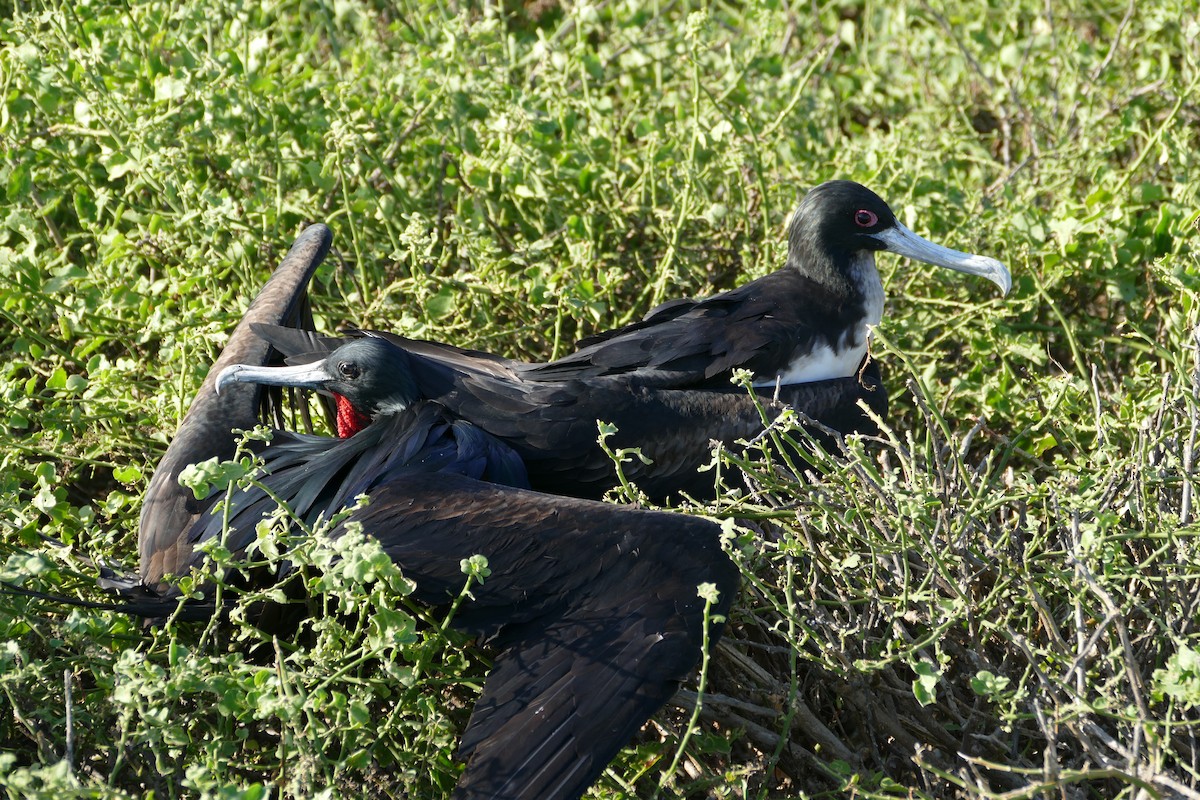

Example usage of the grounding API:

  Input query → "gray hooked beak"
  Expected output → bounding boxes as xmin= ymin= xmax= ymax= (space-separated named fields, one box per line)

xmin=215 ymin=360 xmax=332 ymax=396
xmin=875 ymin=222 xmax=1012 ymax=295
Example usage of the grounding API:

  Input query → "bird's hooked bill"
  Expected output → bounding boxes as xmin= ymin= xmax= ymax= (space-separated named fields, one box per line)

xmin=215 ymin=360 xmax=333 ymax=395
xmin=874 ymin=223 xmax=1012 ymax=295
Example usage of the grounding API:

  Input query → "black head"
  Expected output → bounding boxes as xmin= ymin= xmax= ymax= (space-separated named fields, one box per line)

xmin=785 ymin=180 xmax=1011 ymax=294
xmin=216 ymin=336 xmax=421 ymax=420
xmin=309 ymin=338 xmax=421 ymax=416
xmin=786 ymin=180 xmax=897 ymax=270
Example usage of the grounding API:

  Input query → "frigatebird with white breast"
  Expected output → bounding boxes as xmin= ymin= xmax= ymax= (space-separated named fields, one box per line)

xmin=516 ymin=180 xmax=1010 ymax=387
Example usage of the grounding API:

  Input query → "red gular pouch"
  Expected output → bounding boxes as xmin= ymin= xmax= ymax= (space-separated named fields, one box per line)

xmin=334 ymin=394 xmax=372 ymax=438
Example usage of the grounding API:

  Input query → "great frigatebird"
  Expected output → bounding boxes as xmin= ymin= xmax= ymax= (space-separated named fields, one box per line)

xmin=197 ymin=337 xmax=741 ymax=800
xmin=114 ymin=227 xmax=738 ymax=800
xmin=234 ymin=180 xmax=1006 ymax=501
xmin=518 ymin=180 xmax=1010 ymax=387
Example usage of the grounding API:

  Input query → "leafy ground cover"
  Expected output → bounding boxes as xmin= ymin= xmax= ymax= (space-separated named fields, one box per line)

xmin=1 ymin=0 xmax=1198 ymax=797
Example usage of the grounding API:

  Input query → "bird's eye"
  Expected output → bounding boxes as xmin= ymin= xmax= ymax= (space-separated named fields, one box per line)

xmin=338 ymin=362 xmax=360 ymax=379
xmin=854 ymin=209 xmax=879 ymax=228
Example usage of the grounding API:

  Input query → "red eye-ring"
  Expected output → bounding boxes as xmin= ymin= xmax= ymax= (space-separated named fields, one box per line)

xmin=854 ymin=209 xmax=878 ymax=228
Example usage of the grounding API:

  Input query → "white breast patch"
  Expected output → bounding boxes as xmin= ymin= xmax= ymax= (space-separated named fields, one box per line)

xmin=752 ymin=340 xmax=870 ymax=386
xmin=751 ymin=253 xmax=883 ymax=387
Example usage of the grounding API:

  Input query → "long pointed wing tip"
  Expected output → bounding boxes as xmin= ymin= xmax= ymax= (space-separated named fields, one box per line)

xmin=277 ymin=223 xmax=334 ymax=272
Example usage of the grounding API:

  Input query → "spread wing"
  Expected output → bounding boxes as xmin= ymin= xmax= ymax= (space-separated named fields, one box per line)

xmin=344 ymin=473 xmax=739 ymax=800
xmin=139 ymin=224 xmax=332 ymax=585
xmin=174 ymin=407 xmax=739 ymax=800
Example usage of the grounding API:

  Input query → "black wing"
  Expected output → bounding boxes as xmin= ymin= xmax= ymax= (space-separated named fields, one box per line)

xmin=518 ymin=269 xmax=858 ymax=386
xmin=344 ymin=473 xmax=739 ymax=800
xmin=570 ymin=294 xmax=699 ymax=349
xmin=163 ymin=402 xmax=738 ymax=800
xmin=182 ymin=403 xmax=530 ymax=572
xmin=139 ymin=224 xmax=332 ymax=585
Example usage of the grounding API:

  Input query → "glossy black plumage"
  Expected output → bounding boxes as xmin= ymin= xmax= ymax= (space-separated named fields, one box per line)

xmin=190 ymin=358 xmax=737 ymax=800
xmin=138 ymin=223 xmax=332 ymax=586
xmin=515 ymin=180 xmax=1009 ymax=388
xmin=123 ymin=230 xmax=738 ymax=800
xmin=122 ymin=185 xmax=1007 ymax=793
xmin=239 ymin=180 xmax=1008 ymax=501
xmin=250 ymin=323 xmax=887 ymax=501
xmin=359 ymin=473 xmax=734 ymax=800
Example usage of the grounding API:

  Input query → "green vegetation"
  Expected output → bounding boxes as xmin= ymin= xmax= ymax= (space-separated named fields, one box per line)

xmin=1 ymin=0 xmax=1198 ymax=796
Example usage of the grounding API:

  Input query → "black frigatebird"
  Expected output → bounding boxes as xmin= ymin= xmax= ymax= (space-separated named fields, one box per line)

xmin=239 ymin=180 xmax=1007 ymax=500
xmin=519 ymin=180 xmax=1010 ymax=387
xmin=105 ymin=228 xmax=737 ymax=800
xmin=203 ymin=336 xmax=739 ymax=800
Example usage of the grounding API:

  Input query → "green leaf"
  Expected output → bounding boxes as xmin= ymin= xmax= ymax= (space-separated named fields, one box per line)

xmin=113 ymin=465 xmax=143 ymax=484
xmin=6 ymin=163 xmax=30 ymax=200
xmin=911 ymin=661 xmax=941 ymax=707
xmin=154 ymin=75 xmax=188 ymax=102
xmin=1152 ymin=645 xmax=1200 ymax=707
xmin=179 ymin=457 xmax=253 ymax=501
xmin=460 ymin=554 xmax=491 ymax=581
xmin=970 ymin=670 xmax=1011 ymax=699
xmin=426 ymin=288 xmax=456 ymax=320
xmin=45 ymin=367 xmax=67 ymax=391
